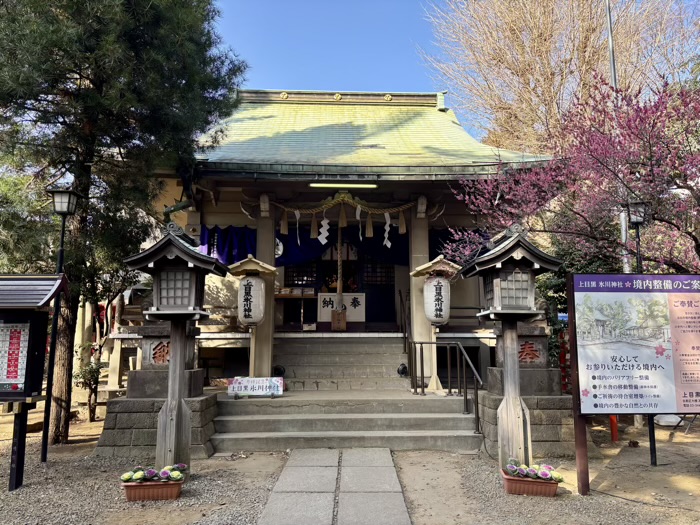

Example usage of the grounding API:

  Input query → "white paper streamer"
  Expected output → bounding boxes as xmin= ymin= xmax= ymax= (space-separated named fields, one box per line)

xmin=383 ymin=212 xmax=392 ymax=248
xmin=294 ymin=209 xmax=301 ymax=245
xmin=356 ymin=205 xmax=362 ymax=241
xmin=318 ymin=211 xmax=330 ymax=245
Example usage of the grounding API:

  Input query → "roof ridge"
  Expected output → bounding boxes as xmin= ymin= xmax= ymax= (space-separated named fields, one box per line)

xmin=238 ymin=89 xmax=441 ymax=107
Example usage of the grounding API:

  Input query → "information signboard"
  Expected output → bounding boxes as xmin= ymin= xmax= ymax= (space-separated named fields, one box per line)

xmin=227 ymin=376 xmax=284 ymax=397
xmin=572 ymin=274 xmax=700 ymax=415
xmin=0 ymin=323 xmax=30 ymax=395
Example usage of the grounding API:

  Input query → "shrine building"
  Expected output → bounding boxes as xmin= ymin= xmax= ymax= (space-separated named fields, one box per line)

xmin=152 ymin=89 xmax=544 ymax=389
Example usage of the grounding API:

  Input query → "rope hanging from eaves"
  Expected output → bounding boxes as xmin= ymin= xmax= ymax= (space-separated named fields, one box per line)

xmin=271 ymin=192 xmax=414 ymax=245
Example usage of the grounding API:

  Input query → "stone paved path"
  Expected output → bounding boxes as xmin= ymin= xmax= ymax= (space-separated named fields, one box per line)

xmin=258 ymin=448 xmax=411 ymax=525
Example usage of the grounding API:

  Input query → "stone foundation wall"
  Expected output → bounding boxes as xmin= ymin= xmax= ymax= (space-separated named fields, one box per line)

xmin=478 ymin=391 xmax=596 ymax=458
xmin=95 ymin=393 xmax=218 ymax=459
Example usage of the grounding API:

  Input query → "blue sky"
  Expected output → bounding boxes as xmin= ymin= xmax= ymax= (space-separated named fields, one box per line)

xmin=216 ymin=0 xmax=440 ymax=93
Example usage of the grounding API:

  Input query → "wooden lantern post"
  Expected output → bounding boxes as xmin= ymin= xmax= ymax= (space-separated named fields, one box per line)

xmin=461 ymin=230 xmax=561 ymax=467
xmin=124 ymin=226 xmax=227 ymax=468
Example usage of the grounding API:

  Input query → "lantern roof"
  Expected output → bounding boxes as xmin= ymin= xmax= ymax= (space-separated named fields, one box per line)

xmin=461 ymin=233 xmax=561 ymax=278
xmin=124 ymin=232 xmax=228 ymax=277
xmin=0 ymin=274 xmax=68 ymax=309
xmin=228 ymin=255 xmax=278 ymax=277
xmin=410 ymin=255 xmax=462 ymax=278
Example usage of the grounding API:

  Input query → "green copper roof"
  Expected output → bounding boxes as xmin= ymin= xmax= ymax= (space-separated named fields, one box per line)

xmin=199 ymin=90 xmax=547 ymax=177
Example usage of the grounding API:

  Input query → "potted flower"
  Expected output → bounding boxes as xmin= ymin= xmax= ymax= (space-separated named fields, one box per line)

xmin=120 ymin=463 xmax=188 ymax=501
xmin=501 ymin=459 xmax=564 ymax=497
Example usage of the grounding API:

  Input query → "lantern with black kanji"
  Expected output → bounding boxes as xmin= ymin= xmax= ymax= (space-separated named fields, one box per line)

xmin=410 ymin=255 xmax=462 ymax=326
xmin=238 ymin=275 xmax=265 ymax=326
xmin=424 ymin=275 xmax=451 ymax=325
xmin=228 ymin=255 xmax=278 ymax=328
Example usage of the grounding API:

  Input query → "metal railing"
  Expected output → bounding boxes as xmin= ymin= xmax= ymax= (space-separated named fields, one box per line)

xmin=409 ymin=340 xmax=483 ymax=433
xmin=398 ymin=290 xmax=410 ymax=355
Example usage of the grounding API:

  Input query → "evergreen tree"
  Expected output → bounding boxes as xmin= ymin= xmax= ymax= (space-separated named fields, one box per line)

xmin=0 ymin=0 xmax=246 ymax=443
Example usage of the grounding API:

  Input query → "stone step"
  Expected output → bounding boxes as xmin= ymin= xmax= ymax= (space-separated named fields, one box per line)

xmin=273 ymin=353 xmax=405 ymax=366
xmin=214 ymin=412 xmax=476 ymax=433
xmin=210 ymin=429 xmax=482 ymax=453
xmin=216 ymin=394 xmax=473 ymax=416
xmin=283 ymin=377 xmax=410 ymax=391
xmin=280 ymin=365 xmax=403 ymax=379
xmin=274 ymin=340 xmax=405 ymax=355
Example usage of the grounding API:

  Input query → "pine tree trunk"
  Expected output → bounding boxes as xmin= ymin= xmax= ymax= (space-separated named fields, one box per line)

xmin=49 ymin=295 xmax=79 ymax=444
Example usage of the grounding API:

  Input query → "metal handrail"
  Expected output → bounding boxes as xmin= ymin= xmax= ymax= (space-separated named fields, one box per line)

xmin=409 ymin=340 xmax=482 ymax=434
xmin=397 ymin=290 xmax=416 ymax=391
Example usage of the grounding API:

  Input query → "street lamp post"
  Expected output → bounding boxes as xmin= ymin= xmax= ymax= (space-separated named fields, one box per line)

xmin=628 ymin=200 xmax=657 ymax=466
xmin=41 ymin=187 xmax=80 ymax=462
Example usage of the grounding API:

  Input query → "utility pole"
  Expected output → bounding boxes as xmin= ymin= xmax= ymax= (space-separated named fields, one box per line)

xmin=606 ymin=0 xmax=642 ymax=431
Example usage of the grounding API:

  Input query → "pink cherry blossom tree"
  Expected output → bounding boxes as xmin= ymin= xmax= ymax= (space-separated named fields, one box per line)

xmin=446 ymin=81 xmax=700 ymax=274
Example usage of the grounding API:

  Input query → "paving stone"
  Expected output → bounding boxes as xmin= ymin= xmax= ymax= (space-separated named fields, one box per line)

xmin=273 ymin=466 xmax=338 ymax=493
xmin=337 ymin=492 xmax=411 ymax=525
xmin=287 ymin=448 xmax=339 ymax=467
xmin=340 ymin=466 xmax=401 ymax=492
xmin=342 ymin=448 xmax=393 ymax=467
xmin=258 ymin=492 xmax=334 ymax=525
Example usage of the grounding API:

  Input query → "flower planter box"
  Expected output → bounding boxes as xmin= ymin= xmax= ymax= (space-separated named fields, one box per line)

xmin=122 ymin=481 xmax=184 ymax=501
xmin=501 ymin=470 xmax=558 ymax=497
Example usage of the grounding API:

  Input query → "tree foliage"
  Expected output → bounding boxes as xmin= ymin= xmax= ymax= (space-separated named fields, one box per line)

xmin=427 ymin=0 xmax=699 ymax=153
xmin=445 ymin=82 xmax=700 ymax=280
xmin=0 ymin=0 xmax=246 ymax=443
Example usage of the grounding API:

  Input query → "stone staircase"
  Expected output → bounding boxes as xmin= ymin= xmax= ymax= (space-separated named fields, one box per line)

xmin=210 ymin=391 xmax=482 ymax=453
xmin=208 ymin=337 xmax=483 ymax=453
xmin=271 ymin=337 xmax=410 ymax=391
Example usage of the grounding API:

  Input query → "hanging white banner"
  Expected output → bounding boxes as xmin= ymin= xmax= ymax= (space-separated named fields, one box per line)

xmin=383 ymin=212 xmax=392 ymax=248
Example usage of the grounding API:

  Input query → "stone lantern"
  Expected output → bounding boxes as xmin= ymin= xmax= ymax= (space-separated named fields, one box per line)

xmin=462 ymin=230 xmax=561 ymax=467
xmin=227 ymin=255 xmax=278 ymax=376
xmin=124 ymin=228 xmax=227 ymax=469
xmin=410 ymin=255 xmax=462 ymax=391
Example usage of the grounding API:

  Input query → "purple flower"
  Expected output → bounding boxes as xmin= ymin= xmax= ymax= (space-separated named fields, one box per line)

xmin=541 ymin=464 xmax=554 ymax=471
xmin=517 ymin=467 xmax=527 ymax=477
xmin=159 ymin=469 xmax=171 ymax=480
xmin=526 ymin=468 xmax=538 ymax=479
xmin=175 ymin=463 xmax=188 ymax=471
xmin=538 ymin=470 xmax=552 ymax=480
xmin=145 ymin=468 xmax=158 ymax=479
xmin=506 ymin=464 xmax=518 ymax=475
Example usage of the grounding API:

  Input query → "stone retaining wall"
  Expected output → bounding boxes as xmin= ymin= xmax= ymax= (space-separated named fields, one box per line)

xmin=478 ymin=391 xmax=597 ymax=458
xmin=95 ymin=393 xmax=218 ymax=459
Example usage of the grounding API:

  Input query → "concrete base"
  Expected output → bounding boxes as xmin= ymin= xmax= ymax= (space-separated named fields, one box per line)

xmin=486 ymin=367 xmax=561 ymax=397
xmin=126 ymin=368 xmax=205 ymax=398
xmin=478 ymin=390 xmax=600 ymax=459
xmin=94 ymin=393 xmax=217 ymax=459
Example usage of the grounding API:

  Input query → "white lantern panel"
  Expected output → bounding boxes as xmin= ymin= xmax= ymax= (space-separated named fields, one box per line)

xmin=159 ymin=271 xmax=190 ymax=306
xmin=238 ymin=276 xmax=265 ymax=325
xmin=424 ymin=275 xmax=450 ymax=325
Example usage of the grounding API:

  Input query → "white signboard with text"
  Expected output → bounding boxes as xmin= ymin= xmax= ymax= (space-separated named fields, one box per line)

xmin=227 ymin=376 xmax=283 ymax=397
xmin=573 ymin=274 xmax=700 ymax=415
xmin=317 ymin=293 xmax=366 ymax=322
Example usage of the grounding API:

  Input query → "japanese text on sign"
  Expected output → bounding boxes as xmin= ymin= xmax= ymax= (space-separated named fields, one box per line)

xmin=0 ymin=323 xmax=29 ymax=393
xmin=573 ymin=274 xmax=700 ymax=414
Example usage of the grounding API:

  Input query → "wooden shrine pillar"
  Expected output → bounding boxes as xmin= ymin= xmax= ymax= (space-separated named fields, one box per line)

xmin=252 ymin=197 xmax=275 ymax=377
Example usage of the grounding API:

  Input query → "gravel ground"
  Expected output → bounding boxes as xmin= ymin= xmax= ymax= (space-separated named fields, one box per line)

xmin=0 ymin=429 xmax=285 ymax=525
